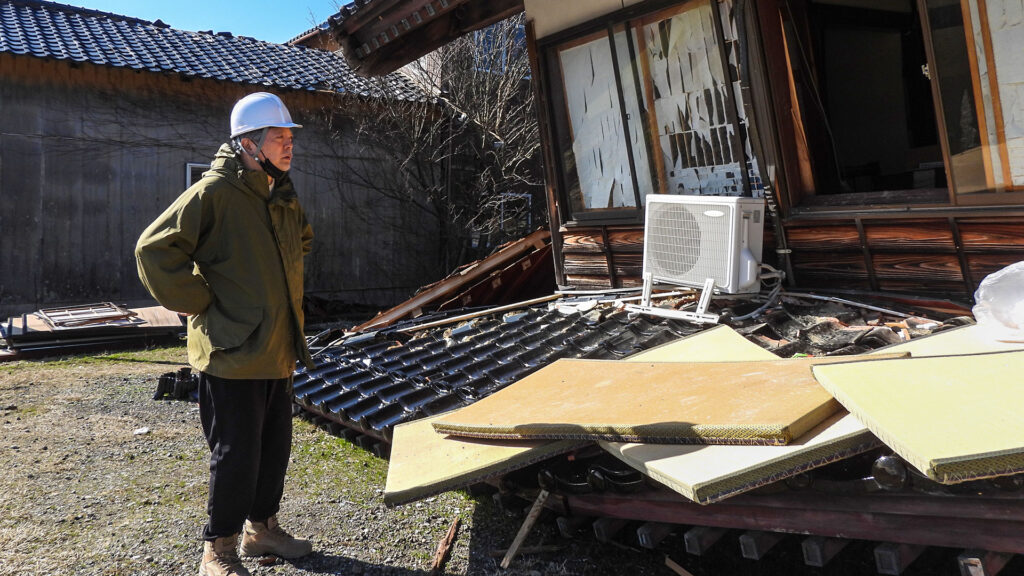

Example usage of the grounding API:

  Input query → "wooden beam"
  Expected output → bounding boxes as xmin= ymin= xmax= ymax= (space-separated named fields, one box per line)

xmin=564 ymin=490 xmax=1024 ymax=554
xmin=353 ymin=229 xmax=550 ymax=331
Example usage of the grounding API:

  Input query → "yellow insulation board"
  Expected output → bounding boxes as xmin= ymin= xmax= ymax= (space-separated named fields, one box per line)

xmin=813 ymin=350 xmax=1024 ymax=484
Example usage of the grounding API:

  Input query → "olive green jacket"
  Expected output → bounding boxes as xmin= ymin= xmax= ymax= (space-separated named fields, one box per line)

xmin=135 ymin=144 xmax=315 ymax=379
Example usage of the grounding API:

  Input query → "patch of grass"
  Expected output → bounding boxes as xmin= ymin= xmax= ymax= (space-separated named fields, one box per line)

xmin=289 ymin=420 xmax=388 ymax=501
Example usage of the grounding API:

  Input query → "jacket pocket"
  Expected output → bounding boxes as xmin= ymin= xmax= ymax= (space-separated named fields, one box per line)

xmin=203 ymin=303 xmax=263 ymax=351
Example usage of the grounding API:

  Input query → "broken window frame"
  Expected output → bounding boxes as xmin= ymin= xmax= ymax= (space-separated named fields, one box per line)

xmin=538 ymin=0 xmax=760 ymax=226
xmin=767 ymin=0 xmax=1024 ymax=214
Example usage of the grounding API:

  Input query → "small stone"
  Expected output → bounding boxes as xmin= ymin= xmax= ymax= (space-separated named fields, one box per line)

xmin=133 ymin=427 xmax=150 ymax=435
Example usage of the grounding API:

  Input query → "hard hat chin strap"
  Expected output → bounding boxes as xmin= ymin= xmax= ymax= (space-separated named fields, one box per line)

xmin=233 ymin=128 xmax=287 ymax=180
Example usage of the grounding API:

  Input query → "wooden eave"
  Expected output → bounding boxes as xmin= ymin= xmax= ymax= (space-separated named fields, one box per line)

xmin=329 ymin=0 xmax=523 ymax=76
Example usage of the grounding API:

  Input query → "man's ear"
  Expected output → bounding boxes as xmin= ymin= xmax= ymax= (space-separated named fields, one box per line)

xmin=240 ymin=138 xmax=257 ymax=156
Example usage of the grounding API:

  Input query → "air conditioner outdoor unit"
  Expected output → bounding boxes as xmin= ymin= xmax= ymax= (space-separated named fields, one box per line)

xmin=642 ymin=194 xmax=765 ymax=294
xmin=628 ymin=195 xmax=765 ymax=323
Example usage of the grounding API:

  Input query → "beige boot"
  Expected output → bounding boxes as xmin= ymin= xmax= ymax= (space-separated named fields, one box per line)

xmin=240 ymin=515 xmax=312 ymax=559
xmin=198 ymin=534 xmax=250 ymax=576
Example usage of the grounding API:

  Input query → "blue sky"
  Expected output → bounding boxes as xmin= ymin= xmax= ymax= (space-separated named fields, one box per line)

xmin=61 ymin=0 xmax=344 ymax=44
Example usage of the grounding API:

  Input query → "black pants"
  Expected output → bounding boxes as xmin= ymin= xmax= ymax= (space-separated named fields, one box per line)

xmin=198 ymin=372 xmax=293 ymax=541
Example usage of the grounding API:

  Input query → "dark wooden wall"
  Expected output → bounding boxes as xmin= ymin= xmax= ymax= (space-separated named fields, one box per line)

xmin=783 ymin=215 xmax=1024 ymax=300
xmin=0 ymin=53 xmax=443 ymax=317
xmin=555 ymin=214 xmax=1024 ymax=304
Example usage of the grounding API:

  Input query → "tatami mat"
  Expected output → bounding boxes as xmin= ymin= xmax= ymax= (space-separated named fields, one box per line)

xmin=813 ymin=350 xmax=1024 ymax=483
xmin=601 ymin=325 xmax=878 ymax=504
xmin=430 ymin=353 xmax=893 ymax=444
xmin=383 ymin=414 xmax=582 ymax=506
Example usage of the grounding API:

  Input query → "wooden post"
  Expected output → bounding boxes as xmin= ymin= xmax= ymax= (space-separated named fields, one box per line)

xmin=802 ymin=536 xmax=848 ymax=567
xmin=637 ymin=522 xmax=674 ymax=549
xmin=740 ymin=530 xmax=784 ymax=560
xmin=500 ymin=489 xmax=549 ymax=570
xmin=684 ymin=526 xmax=727 ymax=556
xmin=958 ymin=549 xmax=1014 ymax=576
xmin=875 ymin=542 xmax=927 ymax=575
xmin=664 ymin=555 xmax=696 ymax=576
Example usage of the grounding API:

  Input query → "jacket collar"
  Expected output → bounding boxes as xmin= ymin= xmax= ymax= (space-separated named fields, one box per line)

xmin=210 ymin=143 xmax=297 ymax=206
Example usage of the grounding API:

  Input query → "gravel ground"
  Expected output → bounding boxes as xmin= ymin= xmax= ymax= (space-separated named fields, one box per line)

xmin=2 ymin=344 xmax=1017 ymax=576
xmin=0 ymin=345 xmax=670 ymax=576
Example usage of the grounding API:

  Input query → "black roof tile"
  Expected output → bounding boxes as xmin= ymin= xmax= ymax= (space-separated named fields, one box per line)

xmin=0 ymin=0 xmax=425 ymax=100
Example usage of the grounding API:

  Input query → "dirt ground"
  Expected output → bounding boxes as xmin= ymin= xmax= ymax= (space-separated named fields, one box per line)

xmin=0 ymin=344 xmax=1010 ymax=576
xmin=0 ymin=345 xmax=673 ymax=576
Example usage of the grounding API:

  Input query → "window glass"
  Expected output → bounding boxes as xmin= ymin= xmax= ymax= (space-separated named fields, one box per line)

xmin=924 ymin=0 xmax=996 ymax=196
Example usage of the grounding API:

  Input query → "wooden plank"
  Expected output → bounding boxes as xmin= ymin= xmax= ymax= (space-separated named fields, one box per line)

xmin=813 ymin=351 xmax=1024 ymax=483
xmin=664 ymin=555 xmax=695 ymax=576
xmin=429 ymin=517 xmax=460 ymax=576
xmin=353 ymin=229 xmax=550 ymax=331
xmin=959 ymin=221 xmax=1024 ymax=250
xmin=785 ymin=225 xmax=862 ymax=250
xmin=432 ymin=356 xmax=892 ymax=444
xmin=500 ymin=489 xmax=549 ymax=569
xmin=863 ymin=221 xmax=957 ymax=251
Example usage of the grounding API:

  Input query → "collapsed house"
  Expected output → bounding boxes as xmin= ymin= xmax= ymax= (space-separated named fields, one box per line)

xmin=280 ymin=0 xmax=1024 ymax=573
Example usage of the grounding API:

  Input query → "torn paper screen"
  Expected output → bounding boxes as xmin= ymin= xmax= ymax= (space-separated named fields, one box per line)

xmin=559 ymin=31 xmax=652 ymax=210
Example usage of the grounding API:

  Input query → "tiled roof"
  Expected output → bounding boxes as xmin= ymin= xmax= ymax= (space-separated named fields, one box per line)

xmin=294 ymin=296 xmax=956 ymax=443
xmin=0 ymin=0 xmax=425 ymax=99
xmin=295 ymin=302 xmax=708 ymax=442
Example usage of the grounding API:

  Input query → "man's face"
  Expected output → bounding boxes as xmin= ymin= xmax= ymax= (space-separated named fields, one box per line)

xmin=259 ymin=127 xmax=294 ymax=172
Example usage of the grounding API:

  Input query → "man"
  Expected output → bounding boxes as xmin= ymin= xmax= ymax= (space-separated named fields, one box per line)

xmin=136 ymin=92 xmax=316 ymax=576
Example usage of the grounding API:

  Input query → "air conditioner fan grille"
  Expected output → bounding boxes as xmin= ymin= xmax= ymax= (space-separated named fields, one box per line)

xmin=646 ymin=202 xmax=731 ymax=283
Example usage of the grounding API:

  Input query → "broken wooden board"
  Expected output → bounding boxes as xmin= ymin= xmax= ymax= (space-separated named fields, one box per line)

xmin=431 ymin=355 xmax=899 ymax=444
xmin=813 ymin=350 xmax=1024 ymax=484
xmin=383 ymin=414 xmax=582 ymax=506
xmin=600 ymin=326 xmax=880 ymax=504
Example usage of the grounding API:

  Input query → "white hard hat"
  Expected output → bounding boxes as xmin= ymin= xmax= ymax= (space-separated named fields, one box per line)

xmin=230 ymin=92 xmax=302 ymax=138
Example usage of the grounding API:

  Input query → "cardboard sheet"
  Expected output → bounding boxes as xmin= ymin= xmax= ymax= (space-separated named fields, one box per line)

xmin=813 ymin=350 xmax=1024 ymax=484
xmin=383 ymin=415 xmax=582 ymax=506
xmin=431 ymin=355 xmax=884 ymax=444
